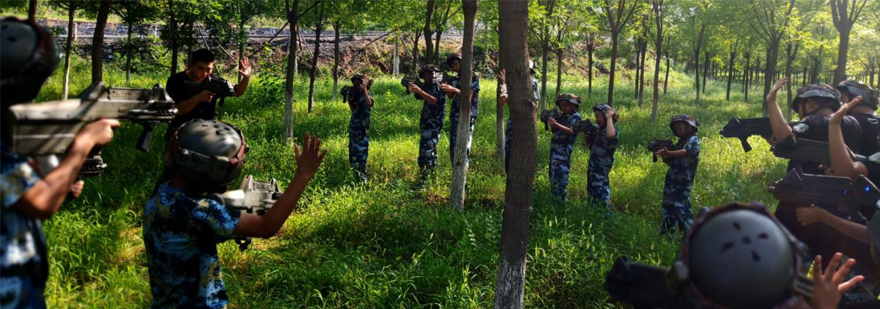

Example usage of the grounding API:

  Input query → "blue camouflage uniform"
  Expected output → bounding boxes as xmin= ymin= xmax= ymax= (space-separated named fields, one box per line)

xmin=449 ymin=73 xmax=480 ymax=164
xmin=661 ymin=135 xmax=700 ymax=234
xmin=505 ymin=78 xmax=540 ymax=173
xmin=1 ymin=142 xmax=48 ymax=309
xmin=549 ymin=112 xmax=582 ymax=201
xmin=143 ymin=182 xmax=242 ymax=309
xmin=587 ymin=124 xmax=618 ymax=208
xmin=417 ymin=82 xmax=446 ymax=171
xmin=349 ymin=91 xmax=373 ymax=179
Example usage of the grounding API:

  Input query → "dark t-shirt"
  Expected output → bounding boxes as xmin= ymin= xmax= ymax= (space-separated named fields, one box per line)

xmin=850 ymin=113 xmax=880 ymax=155
xmin=855 ymin=152 xmax=880 ymax=185
xmin=786 ymin=114 xmax=861 ymax=174
xmin=165 ymin=71 xmax=222 ymax=137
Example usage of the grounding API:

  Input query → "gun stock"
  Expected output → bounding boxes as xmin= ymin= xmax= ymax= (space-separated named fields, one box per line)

xmin=719 ymin=117 xmax=799 ymax=152
xmin=770 ymin=137 xmax=852 ymax=165
xmin=647 ymin=139 xmax=675 ymax=164
xmin=605 ymin=256 xmax=693 ymax=309
xmin=768 ymin=168 xmax=880 ymax=216
xmin=219 ymin=175 xmax=282 ymax=251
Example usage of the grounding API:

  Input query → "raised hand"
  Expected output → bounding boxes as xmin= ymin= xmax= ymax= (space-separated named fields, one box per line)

xmin=239 ymin=57 xmax=253 ymax=78
xmin=772 ymin=77 xmax=789 ymax=93
xmin=293 ymin=132 xmax=328 ymax=180
xmin=810 ymin=253 xmax=863 ymax=309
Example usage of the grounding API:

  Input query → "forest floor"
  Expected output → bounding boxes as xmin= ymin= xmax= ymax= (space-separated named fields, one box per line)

xmin=37 ymin=56 xmax=788 ymax=308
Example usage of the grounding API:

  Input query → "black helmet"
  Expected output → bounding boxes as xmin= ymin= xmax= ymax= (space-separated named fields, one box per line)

xmin=350 ymin=74 xmax=372 ymax=89
xmin=555 ymin=93 xmax=580 ymax=107
xmin=167 ymin=119 xmax=248 ymax=192
xmin=836 ymin=80 xmax=879 ymax=110
xmin=675 ymin=203 xmax=813 ymax=309
xmin=419 ymin=64 xmax=440 ymax=75
xmin=670 ymin=114 xmax=699 ymax=134
xmin=0 ymin=17 xmax=61 ymax=106
xmin=791 ymin=84 xmax=840 ymax=114
xmin=446 ymin=52 xmax=462 ymax=66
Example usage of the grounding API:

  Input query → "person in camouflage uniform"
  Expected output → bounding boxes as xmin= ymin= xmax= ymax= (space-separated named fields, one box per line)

xmin=345 ymin=75 xmax=374 ymax=182
xmin=836 ymin=80 xmax=880 ymax=155
xmin=145 ymin=120 xmax=325 ymax=308
xmin=586 ymin=104 xmax=619 ymax=210
xmin=547 ymin=94 xmax=582 ymax=201
xmin=407 ymin=65 xmax=446 ymax=179
xmin=0 ymin=17 xmax=120 ymax=308
xmin=500 ymin=61 xmax=540 ymax=173
xmin=654 ymin=114 xmax=700 ymax=235
xmin=442 ymin=53 xmax=480 ymax=164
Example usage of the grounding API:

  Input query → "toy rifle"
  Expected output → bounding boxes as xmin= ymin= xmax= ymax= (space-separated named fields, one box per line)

xmin=768 ymin=167 xmax=880 ymax=217
xmin=540 ymin=109 xmax=563 ymax=131
xmin=770 ymin=136 xmax=853 ymax=166
xmin=647 ymin=139 xmax=676 ymax=164
xmin=4 ymin=82 xmax=177 ymax=177
xmin=605 ymin=256 xmax=694 ymax=309
xmin=719 ymin=117 xmax=798 ymax=152
xmin=182 ymin=75 xmax=235 ymax=107
xmin=219 ymin=175 xmax=282 ymax=251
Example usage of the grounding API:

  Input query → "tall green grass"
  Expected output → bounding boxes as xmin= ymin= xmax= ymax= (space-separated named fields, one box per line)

xmin=36 ymin=56 xmax=787 ymax=307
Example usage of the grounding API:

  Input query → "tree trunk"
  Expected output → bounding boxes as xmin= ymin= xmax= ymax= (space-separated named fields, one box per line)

xmin=424 ymin=0 xmax=435 ymax=63
xmin=726 ymin=50 xmax=736 ymax=101
xmin=434 ymin=28 xmax=443 ymax=59
xmin=651 ymin=3 xmax=662 ymax=123
xmin=284 ymin=0 xmax=300 ymax=139
xmin=638 ymin=38 xmax=647 ymax=107
xmin=494 ymin=1 xmax=535 ymax=307
xmin=634 ymin=41 xmax=641 ymax=100
xmin=664 ymin=52 xmax=670 ymax=94
xmin=802 ymin=66 xmax=807 ymax=86
xmin=540 ymin=39 xmax=549 ymax=111
xmin=126 ymin=21 xmax=134 ymax=84
xmin=91 ymin=0 xmax=111 ymax=84
xmin=693 ymin=23 xmax=705 ymax=105
xmin=784 ymin=42 xmax=799 ymax=121
xmin=833 ymin=31 xmax=850 ymax=84
xmin=449 ymin=0 xmax=478 ymax=211
xmin=333 ymin=22 xmax=340 ymax=100
xmin=744 ymin=52 xmax=750 ymax=100
xmin=496 ymin=45 xmax=505 ymax=162
xmin=307 ymin=4 xmax=325 ymax=113
xmin=701 ymin=51 xmax=710 ymax=94
xmin=763 ymin=40 xmax=780 ymax=116
xmin=587 ymin=37 xmax=594 ymax=96
xmin=168 ymin=0 xmax=178 ymax=76
xmin=237 ymin=14 xmax=246 ymax=83
xmin=28 ymin=0 xmax=37 ymax=20
xmin=555 ymin=49 xmax=562 ymax=98
xmin=63 ymin=6 xmax=75 ymax=100
xmin=608 ymin=32 xmax=620 ymax=106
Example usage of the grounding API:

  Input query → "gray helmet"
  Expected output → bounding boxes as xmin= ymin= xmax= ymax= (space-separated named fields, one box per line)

xmin=676 ymin=203 xmax=812 ymax=309
xmin=791 ymin=84 xmax=841 ymax=114
xmin=167 ymin=119 xmax=248 ymax=192
xmin=593 ymin=104 xmax=619 ymax=123
xmin=446 ymin=52 xmax=462 ymax=66
xmin=670 ymin=114 xmax=699 ymax=134
xmin=836 ymin=80 xmax=879 ymax=110
xmin=1 ymin=17 xmax=61 ymax=106
xmin=555 ymin=93 xmax=580 ymax=107
xmin=419 ymin=64 xmax=440 ymax=75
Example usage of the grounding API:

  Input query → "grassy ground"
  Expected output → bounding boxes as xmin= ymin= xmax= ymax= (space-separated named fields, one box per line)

xmin=35 ymin=57 xmax=789 ymax=308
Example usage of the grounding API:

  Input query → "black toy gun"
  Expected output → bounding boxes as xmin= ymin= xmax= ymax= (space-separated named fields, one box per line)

xmin=340 ymin=85 xmax=352 ymax=103
xmin=769 ymin=167 xmax=880 ymax=217
xmin=719 ymin=117 xmax=798 ymax=152
xmin=605 ymin=256 xmax=694 ymax=309
xmin=573 ymin=120 xmax=600 ymax=138
xmin=540 ymin=109 xmax=563 ymax=131
xmin=770 ymin=136 xmax=853 ymax=166
xmin=5 ymin=82 xmax=177 ymax=177
xmin=401 ymin=75 xmax=418 ymax=94
xmin=219 ymin=175 xmax=282 ymax=250
xmin=647 ymin=139 xmax=676 ymax=164
xmin=182 ymin=75 xmax=235 ymax=107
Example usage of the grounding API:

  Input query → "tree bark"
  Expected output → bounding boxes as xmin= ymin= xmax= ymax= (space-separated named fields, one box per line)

xmin=434 ymin=28 xmax=443 ymax=60
xmin=830 ymin=0 xmax=867 ymax=84
xmin=608 ymin=32 xmax=620 ymax=106
xmin=28 ymin=0 xmax=37 ymax=20
xmin=725 ymin=47 xmax=737 ymax=101
xmin=555 ymin=49 xmax=562 ymax=98
xmin=496 ymin=44 xmax=505 ymax=161
xmin=307 ymin=3 xmax=325 ymax=113
xmin=638 ymin=35 xmax=647 ymax=107
xmin=63 ymin=5 xmax=75 ymax=99
xmin=693 ymin=23 xmax=705 ymax=105
xmin=784 ymin=42 xmax=800 ymax=121
xmin=833 ymin=31 xmax=850 ymax=84
xmin=494 ymin=1 xmax=535 ymax=307
xmin=449 ymin=0 xmax=478 ymax=211
xmin=651 ymin=2 xmax=662 ymax=123
xmin=126 ymin=21 xmax=133 ymax=84
xmin=743 ymin=52 xmax=750 ymax=100
xmin=539 ymin=0 xmax=554 ymax=111
xmin=333 ymin=22 xmax=340 ymax=100
xmin=284 ymin=0 xmax=300 ymax=138
xmin=167 ymin=0 xmax=179 ymax=76
xmin=664 ymin=51 xmax=670 ymax=94
xmin=701 ymin=51 xmax=710 ymax=94
xmin=587 ymin=35 xmax=594 ymax=96
xmin=91 ymin=0 xmax=111 ymax=84
xmin=424 ymin=0 xmax=435 ymax=64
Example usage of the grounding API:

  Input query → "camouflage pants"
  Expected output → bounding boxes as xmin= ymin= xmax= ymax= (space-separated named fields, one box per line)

xmin=418 ymin=109 xmax=445 ymax=170
xmin=549 ymin=148 xmax=572 ymax=201
xmin=349 ymin=119 xmax=370 ymax=177
xmin=587 ymin=162 xmax=613 ymax=209
xmin=449 ymin=113 xmax=476 ymax=165
xmin=660 ymin=184 xmax=695 ymax=235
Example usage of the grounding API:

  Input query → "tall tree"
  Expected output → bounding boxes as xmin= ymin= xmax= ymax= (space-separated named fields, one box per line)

xmin=431 ymin=0 xmax=463 ymax=61
xmin=306 ymin=0 xmax=327 ymax=112
xmin=749 ymin=0 xmax=795 ymax=115
xmin=111 ymin=0 xmax=158 ymax=84
xmin=449 ymin=0 xmax=478 ymax=211
xmin=283 ymin=0 xmax=323 ymax=138
xmin=830 ymin=0 xmax=868 ymax=84
xmin=28 ymin=0 xmax=37 ymax=20
xmin=90 ymin=0 xmax=112 ymax=84
xmin=597 ymin=0 xmax=640 ymax=106
xmin=50 ymin=0 xmax=80 ymax=99
xmin=424 ymin=0 xmax=436 ymax=63
xmin=494 ymin=0 xmax=535 ymax=307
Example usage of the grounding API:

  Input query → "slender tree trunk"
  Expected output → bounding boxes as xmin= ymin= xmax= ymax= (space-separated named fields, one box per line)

xmin=237 ymin=14 xmax=246 ymax=83
xmin=494 ymin=0 xmax=535 ymax=307
xmin=638 ymin=38 xmax=647 ymax=107
xmin=332 ymin=22 xmax=340 ymax=100
xmin=834 ymin=31 xmax=850 ymax=84
xmin=555 ymin=49 xmax=562 ymax=98
xmin=424 ymin=0 xmax=435 ymax=63
xmin=763 ymin=40 xmax=779 ymax=116
xmin=652 ymin=18 xmax=662 ymax=123
xmin=63 ymin=6 xmax=75 ymax=99
xmin=450 ymin=0 xmax=478 ymax=211
xmin=28 ymin=0 xmax=37 ymax=20
xmin=496 ymin=45 xmax=505 ymax=162
xmin=634 ymin=41 xmax=641 ymax=100
xmin=168 ymin=0 xmax=179 ymax=76
xmin=587 ymin=37 xmax=594 ymax=96
xmin=663 ymin=52 xmax=670 ymax=94
xmin=540 ymin=39 xmax=549 ymax=111
xmin=802 ymin=66 xmax=807 ymax=86
xmin=784 ymin=43 xmax=799 ymax=121
xmin=608 ymin=32 xmax=620 ymax=106
xmin=693 ymin=23 xmax=705 ymax=105
xmin=284 ymin=0 xmax=300 ymax=138
xmin=91 ymin=0 xmax=111 ymax=84
xmin=126 ymin=22 xmax=134 ymax=84
xmin=701 ymin=51 xmax=710 ymax=94
xmin=434 ymin=28 xmax=443 ymax=59
xmin=744 ymin=53 xmax=751 ymax=101
xmin=307 ymin=4 xmax=324 ymax=113
xmin=726 ymin=50 xmax=736 ymax=101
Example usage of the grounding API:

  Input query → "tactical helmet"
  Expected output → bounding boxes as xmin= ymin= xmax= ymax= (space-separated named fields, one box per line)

xmin=555 ymin=93 xmax=580 ymax=107
xmin=592 ymin=104 xmax=619 ymax=123
xmin=836 ymin=80 xmax=879 ymax=110
xmin=670 ymin=114 xmax=699 ymax=134
xmin=419 ymin=64 xmax=440 ymax=75
xmin=791 ymin=84 xmax=841 ymax=114
xmin=677 ymin=203 xmax=813 ymax=309
xmin=0 ymin=17 xmax=61 ymax=106
xmin=446 ymin=52 xmax=462 ymax=66
xmin=167 ymin=119 xmax=248 ymax=192
xmin=351 ymin=74 xmax=372 ymax=89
